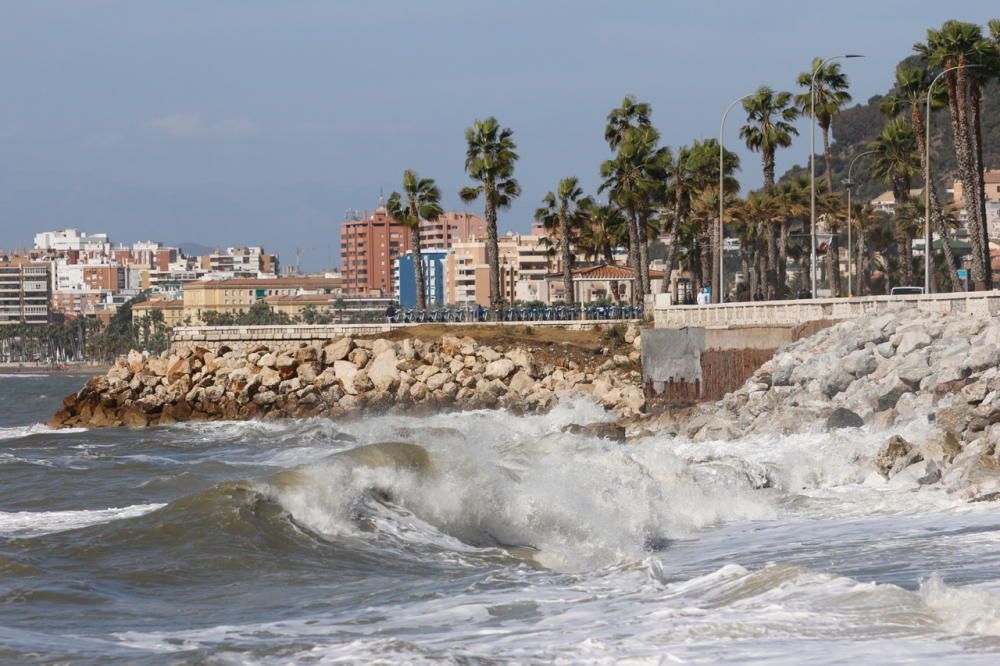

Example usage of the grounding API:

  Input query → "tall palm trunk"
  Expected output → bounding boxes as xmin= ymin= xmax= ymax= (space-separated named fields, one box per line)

xmin=778 ymin=221 xmax=789 ymax=296
xmin=624 ymin=205 xmax=642 ymax=305
xmin=560 ymin=211 xmax=575 ymax=307
xmin=409 ymin=206 xmax=427 ymax=311
xmin=700 ymin=234 xmax=712 ymax=291
xmin=970 ymin=79 xmax=991 ymax=289
xmin=892 ymin=176 xmax=913 ymax=286
xmin=948 ymin=63 xmax=989 ymax=290
xmin=821 ymin=121 xmax=834 ymax=193
xmin=484 ymin=193 xmax=501 ymax=311
xmin=910 ymin=102 xmax=961 ymax=291
xmin=637 ymin=209 xmax=651 ymax=297
xmin=662 ymin=189 xmax=685 ymax=303
xmin=825 ymin=234 xmax=841 ymax=297
xmin=762 ymin=150 xmax=778 ymax=294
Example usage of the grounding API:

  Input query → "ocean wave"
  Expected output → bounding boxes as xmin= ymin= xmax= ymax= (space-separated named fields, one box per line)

xmin=0 ymin=503 xmax=166 ymax=537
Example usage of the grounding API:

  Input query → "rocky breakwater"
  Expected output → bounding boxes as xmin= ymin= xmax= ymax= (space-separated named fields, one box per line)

xmin=49 ymin=333 xmax=646 ymax=428
xmin=643 ymin=305 xmax=1000 ymax=499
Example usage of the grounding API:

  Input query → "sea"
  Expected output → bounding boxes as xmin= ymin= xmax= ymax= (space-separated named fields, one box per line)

xmin=2 ymin=373 xmax=1000 ymax=664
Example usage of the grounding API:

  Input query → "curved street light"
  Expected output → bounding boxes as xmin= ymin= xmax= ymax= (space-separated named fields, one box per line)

xmin=719 ymin=92 xmax=755 ymax=304
xmin=843 ymin=149 xmax=877 ymax=297
xmin=810 ymin=53 xmax=864 ymax=298
xmin=924 ymin=63 xmax=983 ymax=293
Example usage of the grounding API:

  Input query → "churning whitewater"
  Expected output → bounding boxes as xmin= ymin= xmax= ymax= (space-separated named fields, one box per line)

xmin=2 ymin=374 xmax=1000 ymax=663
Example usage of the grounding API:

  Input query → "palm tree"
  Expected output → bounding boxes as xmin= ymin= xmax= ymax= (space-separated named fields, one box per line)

xmin=605 ymin=95 xmax=652 ymax=150
xmin=387 ymin=170 xmax=444 ymax=311
xmin=535 ymin=178 xmax=593 ymax=307
xmin=578 ymin=203 xmax=626 ymax=265
xmin=880 ymin=66 xmax=960 ymax=291
xmin=796 ymin=58 xmax=853 ymax=192
xmin=740 ymin=86 xmax=799 ymax=294
xmin=729 ymin=191 xmax=782 ymax=298
xmin=850 ymin=202 xmax=883 ymax=296
xmin=916 ymin=20 xmax=996 ymax=290
xmin=664 ymin=139 xmax=740 ymax=301
xmin=869 ymin=118 xmax=921 ymax=287
xmin=459 ymin=118 xmax=521 ymax=310
xmin=578 ymin=203 xmax=627 ymax=302
xmin=773 ymin=174 xmax=810 ymax=293
xmin=599 ymin=126 xmax=671 ymax=301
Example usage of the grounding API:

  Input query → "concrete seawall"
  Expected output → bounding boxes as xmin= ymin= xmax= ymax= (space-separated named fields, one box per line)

xmin=641 ymin=323 xmax=833 ymax=403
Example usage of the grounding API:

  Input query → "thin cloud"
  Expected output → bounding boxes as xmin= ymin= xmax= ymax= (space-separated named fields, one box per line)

xmin=149 ymin=113 xmax=258 ymax=138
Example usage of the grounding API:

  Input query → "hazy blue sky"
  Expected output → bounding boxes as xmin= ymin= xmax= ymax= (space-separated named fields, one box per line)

xmin=0 ymin=1 xmax=996 ymax=270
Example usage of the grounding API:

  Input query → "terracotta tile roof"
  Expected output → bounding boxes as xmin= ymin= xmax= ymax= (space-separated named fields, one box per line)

xmin=986 ymin=170 xmax=1000 ymax=184
xmin=557 ymin=264 xmax=665 ymax=280
xmin=132 ymin=299 xmax=183 ymax=309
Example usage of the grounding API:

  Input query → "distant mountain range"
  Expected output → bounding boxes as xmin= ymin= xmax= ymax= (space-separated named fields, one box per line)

xmin=780 ymin=56 xmax=1000 ymax=203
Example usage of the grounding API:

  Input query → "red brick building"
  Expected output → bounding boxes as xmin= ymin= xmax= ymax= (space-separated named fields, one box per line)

xmin=339 ymin=204 xmax=487 ymax=298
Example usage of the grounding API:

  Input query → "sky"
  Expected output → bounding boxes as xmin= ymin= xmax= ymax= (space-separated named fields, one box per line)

xmin=0 ymin=1 xmax=996 ymax=271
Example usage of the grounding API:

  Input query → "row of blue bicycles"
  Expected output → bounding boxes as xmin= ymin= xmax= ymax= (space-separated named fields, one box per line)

xmin=387 ymin=304 xmax=643 ymax=324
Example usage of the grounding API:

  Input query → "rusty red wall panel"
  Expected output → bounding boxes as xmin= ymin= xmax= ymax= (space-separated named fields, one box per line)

xmin=699 ymin=348 xmax=777 ymax=401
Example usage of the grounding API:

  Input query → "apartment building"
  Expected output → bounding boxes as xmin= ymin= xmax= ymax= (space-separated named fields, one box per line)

xmin=418 ymin=212 xmax=487 ymax=249
xmin=339 ymin=204 xmax=412 ymax=297
xmin=445 ymin=233 xmax=553 ymax=306
xmin=182 ymin=276 xmax=342 ymax=323
xmin=198 ymin=246 xmax=279 ymax=276
xmin=0 ymin=259 xmax=51 ymax=325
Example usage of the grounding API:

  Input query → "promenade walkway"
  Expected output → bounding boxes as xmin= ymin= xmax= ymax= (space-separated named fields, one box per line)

xmin=652 ymin=291 xmax=1000 ymax=329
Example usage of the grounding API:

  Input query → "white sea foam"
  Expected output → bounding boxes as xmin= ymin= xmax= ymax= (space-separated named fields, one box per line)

xmin=0 ymin=424 xmax=86 ymax=441
xmin=0 ymin=504 xmax=165 ymax=537
xmin=107 ymin=561 xmax=1000 ymax=664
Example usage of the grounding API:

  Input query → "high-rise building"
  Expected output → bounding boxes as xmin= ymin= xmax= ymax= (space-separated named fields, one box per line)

xmin=339 ymin=203 xmax=413 ymax=297
xmin=418 ymin=212 xmax=487 ymax=249
xmin=339 ymin=203 xmax=489 ymax=298
xmin=0 ymin=258 xmax=51 ymax=325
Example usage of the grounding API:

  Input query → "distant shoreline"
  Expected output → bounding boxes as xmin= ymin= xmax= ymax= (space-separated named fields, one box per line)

xmin=0 ymin=363 xmax=110 ymax=376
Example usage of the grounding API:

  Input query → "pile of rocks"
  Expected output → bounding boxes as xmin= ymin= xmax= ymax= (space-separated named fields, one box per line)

xmin=640 ymin=305 xmax=1000 ymax=498
xmin=49 ymin=333 xmax=646 ymax=429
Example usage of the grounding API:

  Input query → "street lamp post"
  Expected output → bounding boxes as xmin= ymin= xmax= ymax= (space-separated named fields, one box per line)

xmin=924 ymin=63 xmax=983 ymax=293
xmin=810 ymin=53 xmax=863 ymax=298
xmin=843 ymin=150 xmax=877 ymax=297
xmin=719 ymin=92 xmax=755 ymax=304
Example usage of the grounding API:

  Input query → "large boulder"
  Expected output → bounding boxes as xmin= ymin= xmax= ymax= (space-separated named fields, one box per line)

xmin=323 ymin=338 xmax=354 ymax=364
xmin=333 ymin=360 xmax=359 ymax=395
xmin=484 ymin=358 xmax=516 ymax=380
xmin=368 ymin=349 xmax=401 ymax=391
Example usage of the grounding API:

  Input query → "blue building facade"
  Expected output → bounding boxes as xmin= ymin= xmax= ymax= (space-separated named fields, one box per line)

xmin=394 ymin=250 xmax=448 ymax=308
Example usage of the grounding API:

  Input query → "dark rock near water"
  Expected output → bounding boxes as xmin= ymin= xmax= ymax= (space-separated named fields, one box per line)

xmin=826 ymin=408 xmax=864 ymax=430
xmin=562 ymin=422 xmax=627 ymax=443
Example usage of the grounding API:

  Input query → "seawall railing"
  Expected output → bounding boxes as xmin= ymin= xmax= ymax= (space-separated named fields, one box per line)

xmin=653 ymin=291 xmax=1000 ymax=329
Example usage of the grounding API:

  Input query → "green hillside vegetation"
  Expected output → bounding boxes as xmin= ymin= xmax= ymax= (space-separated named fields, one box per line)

xmin=782 ymin=56 xmax=1000 ymax=203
